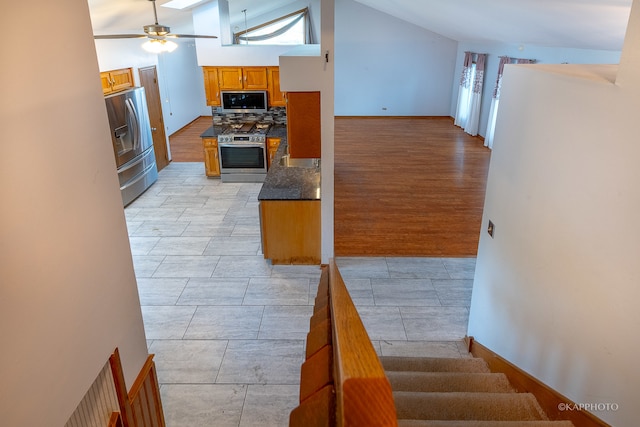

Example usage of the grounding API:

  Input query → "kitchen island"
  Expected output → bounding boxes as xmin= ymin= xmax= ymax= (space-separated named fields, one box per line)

xmin=258 ymin=130 xmax=321 ymax=265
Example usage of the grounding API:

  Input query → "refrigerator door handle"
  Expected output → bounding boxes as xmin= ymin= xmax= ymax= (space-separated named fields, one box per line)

xmin=125 ymin=98 xmax=140 ymax=151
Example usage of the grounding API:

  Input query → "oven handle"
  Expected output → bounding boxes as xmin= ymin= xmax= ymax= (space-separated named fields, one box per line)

xmin=219 ymin=142 xmax=265 ymax=148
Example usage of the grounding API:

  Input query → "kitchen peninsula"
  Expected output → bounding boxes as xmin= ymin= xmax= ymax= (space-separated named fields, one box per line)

xmin=258 ymin=132 xmax=321 ymax=265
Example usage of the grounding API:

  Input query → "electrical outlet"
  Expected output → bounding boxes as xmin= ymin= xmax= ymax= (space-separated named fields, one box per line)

xmin=487 ymin=220 xmax=495 ymax=238
xmin=487 ymin=220 xmax=496 ymax=239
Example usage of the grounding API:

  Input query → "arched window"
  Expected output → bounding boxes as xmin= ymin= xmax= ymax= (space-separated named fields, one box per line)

xmin=234 ymin=8 xmax=312 ymax=45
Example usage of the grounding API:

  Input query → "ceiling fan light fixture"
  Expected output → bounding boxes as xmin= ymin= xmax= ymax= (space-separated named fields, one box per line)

xmin=144 ymin=24 xmax=171 ymax=36
xmin=142 ymin=39 xmax=178 ymax=53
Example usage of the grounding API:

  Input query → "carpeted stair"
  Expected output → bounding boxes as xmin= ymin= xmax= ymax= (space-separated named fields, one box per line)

xmin=380 ymin=356 xmax=575 ymax=427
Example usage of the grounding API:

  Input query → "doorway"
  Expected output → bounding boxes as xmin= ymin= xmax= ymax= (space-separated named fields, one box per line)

xmin=139 ymin=66 xmax=170 ymax=171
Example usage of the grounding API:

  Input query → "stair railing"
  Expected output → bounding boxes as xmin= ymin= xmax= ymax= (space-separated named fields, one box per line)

xmin=290 ymin=259 xmax=398 ymax=426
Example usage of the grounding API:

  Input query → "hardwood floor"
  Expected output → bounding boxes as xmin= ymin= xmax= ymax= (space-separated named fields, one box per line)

xmin=168 ymin=116 xmax=212 ymax=162
xmin=168 ymin=116 xmax=491 ymax=257
xmin=334 ymin=117 xmax=491 ymax=257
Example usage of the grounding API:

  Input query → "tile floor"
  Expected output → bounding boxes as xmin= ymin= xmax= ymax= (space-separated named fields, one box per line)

xmin=124 ymin=162 xmax=475 ymax=427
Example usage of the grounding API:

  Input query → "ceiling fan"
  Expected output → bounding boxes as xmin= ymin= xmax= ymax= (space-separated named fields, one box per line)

xmin=94 ymin=0 xmax=217 ymax=51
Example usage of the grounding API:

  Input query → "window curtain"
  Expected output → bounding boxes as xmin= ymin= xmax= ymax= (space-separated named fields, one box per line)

xmin=484 ymin=56 xmax=510 ymax=149
xmin=464 ymin=53 xmax=486 ymax=136
xmin=454 ymin=52 xmax=487 ymax=136
xmin=235 ymin=8 xmax=312 ymax=44
xmin=454 ymin=52 xmax=474 ymax=129
xmin=484 ymin=57 xmax=535 ymax=149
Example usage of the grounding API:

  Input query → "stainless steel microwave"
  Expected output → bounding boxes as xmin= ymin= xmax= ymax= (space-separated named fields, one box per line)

xmin=220 ymin=90 xmax=268 ymax=114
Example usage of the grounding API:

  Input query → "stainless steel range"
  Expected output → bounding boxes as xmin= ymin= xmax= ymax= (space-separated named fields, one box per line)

xmin=218 ymin=122 xmax=272 ymax=182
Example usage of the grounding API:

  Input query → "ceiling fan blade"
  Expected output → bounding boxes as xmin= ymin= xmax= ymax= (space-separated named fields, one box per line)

xmin=94 ymin=34 xmax=148 ymax=39
xmin=169 ymin=34 xmax=218 ymax=39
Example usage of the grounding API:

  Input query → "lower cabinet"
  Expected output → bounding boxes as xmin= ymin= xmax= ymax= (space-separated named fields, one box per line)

xmin=202 ymin=137 xmax=220 ymax=177
xmin=260 ymin=200 xmax=320 ymax=264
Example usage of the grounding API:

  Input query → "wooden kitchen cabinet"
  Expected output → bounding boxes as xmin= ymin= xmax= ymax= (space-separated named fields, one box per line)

xmin=216 ymin=67 xmax=268 ymax=90
xmin=287 ymin=91 xmax=321 ymax=158
xmin=242 ymin=67 xmax=269 ymax=89
xmin=203 ymin=67 xmax=221 ymax=106
xmin=260 ymin=200 xmax=321 ymax=264
xmin=267 ymin=67 xmax=285 ymax=107
xmin=101 ymin=68 xmax=134 ymax=94
xmin=202 ymin=137 xmax=220 ymax=177
xmin=202 ymin=66 xmax=281 ymax=107
xmin=217 ymin=67 xmax=244 ymax=90
xmin=266 ymin=137 xmax=281 ymax=169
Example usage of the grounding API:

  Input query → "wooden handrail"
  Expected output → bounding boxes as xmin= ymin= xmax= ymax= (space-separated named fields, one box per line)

xmin=290 ymin=259 xmax=397 ymax=426
xmin=329 ymin=259 xmax=397 ymax=426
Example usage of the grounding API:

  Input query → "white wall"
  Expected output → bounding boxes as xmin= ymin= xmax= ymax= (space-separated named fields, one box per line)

xmin=467 ymin=3 xmax=640 ymax=424
xmin=451 ymin=42 xmax=621 ymax=138
xmin=155 ymin=40 xmax=211 ymax=135
xmin=334 ymin=0 xmax=458 ymax=116
xmin=1 ymin=1 xmax=149 ymax=426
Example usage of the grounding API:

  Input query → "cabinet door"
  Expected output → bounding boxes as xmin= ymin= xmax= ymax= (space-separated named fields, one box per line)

xmin=260 ymin=200 xmax=321 ymax=264
xmin=267 ymin=67 xmax=285 ymax=107
xmin=110 ymin=68 xmax=134 ymax=93
xmin=101 ymin=68 xmax=134 ymax=94
xmin=287 ymin=92 xmax=321 ymax=158
xmin=218 ymin=67 xmax=244 ymax=90
xmin=202 ymin=67 xmax=221 ymax=106
xmin=101 ymin=72 xmax=113 ymax=94
xmin=242 ymin=67 xmax=268 ymax=90
xmin=202 ymin=138 xmax=220 ymax=177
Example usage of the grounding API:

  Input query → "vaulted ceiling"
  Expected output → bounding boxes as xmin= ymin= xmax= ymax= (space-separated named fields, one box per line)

xmin=88 ymin=0 xmax=633 ymax=51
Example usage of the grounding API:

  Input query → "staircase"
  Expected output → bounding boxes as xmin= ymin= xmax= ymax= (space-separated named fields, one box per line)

xmin=380 ymin=356 xmax=575 ymax=427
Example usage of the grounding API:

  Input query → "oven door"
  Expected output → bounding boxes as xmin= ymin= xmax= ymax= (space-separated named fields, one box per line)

xmin=218 ymin=142 xmax=267 ymax=174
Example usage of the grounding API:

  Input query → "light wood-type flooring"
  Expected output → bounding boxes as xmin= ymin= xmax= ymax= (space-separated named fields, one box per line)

xmin=334 ymin=117 xmax=490 ymax=257
xmin=169 ymin=116 xmax=491 ymax=257
xmin=169 ymin=116 xmax=212 ymax=162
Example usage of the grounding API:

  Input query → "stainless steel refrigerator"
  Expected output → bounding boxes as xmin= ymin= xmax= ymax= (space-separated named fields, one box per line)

xmin=105 ymin=87 xmax=158 ymax=206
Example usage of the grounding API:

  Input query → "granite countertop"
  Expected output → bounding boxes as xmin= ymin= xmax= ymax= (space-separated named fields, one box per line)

xmin=200 ymin=125 xmax=224 ymax=138
xmin=258 ymin=139 xmax=321 ymax=201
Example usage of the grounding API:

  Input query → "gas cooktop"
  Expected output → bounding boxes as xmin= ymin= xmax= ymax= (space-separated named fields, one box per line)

xmin=218 ymin=121 xmax=272 ymax=144
xmin=220 ymin=122 xmax=271 ymax=135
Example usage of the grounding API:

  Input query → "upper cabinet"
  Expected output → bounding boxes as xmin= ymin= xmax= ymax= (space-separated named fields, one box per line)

xmin=267 ymin=67 xmax=285 ymax=107
xmin=217 ymin=67 xmax=268 ymax=90
xmin=242 ymin=67 xmax=269 ymax=90
xmin=203 ymin=67 xmax=221 ymax=106
xmin=203 ymin=66 xmax=283 ymax=108
xmin=101 ymin=68 xmax=134 ymax=95
xmin=217 ymin=67 xmax=244 ymax=90
xmin=287 ymin=91 xmax=321 ymax=159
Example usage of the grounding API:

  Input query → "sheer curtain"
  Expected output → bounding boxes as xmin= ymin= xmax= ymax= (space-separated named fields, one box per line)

xmin=484 ymin=56 xmax=510 ymax=149
xmin=454 ymin=52 xmax=487 ymax=136
xmin=484 ymin=57 xmax=535 ymax=149
xmin=454 ymin=52 xmax=473 ymax=129
xmin=464 ymin=53 xmax=486 ymax=136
